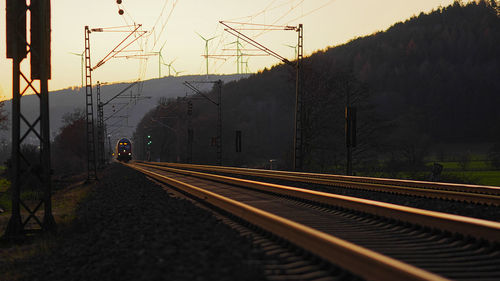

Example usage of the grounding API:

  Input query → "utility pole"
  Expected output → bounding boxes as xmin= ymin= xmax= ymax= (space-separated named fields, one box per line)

xmin=187 ymin=100 xmax=193 ymax=163
xmin=220 ymin=21 xmax=303 ymax=171
xmin=345 ymin=79 xmax=357 ymax=176
xmin=184 ymin=80 xmax=222 ymax=165
xmin=4 ymin=0 xmax=55 ymax=239
xmin=84 ymin=24 xmax=146 ymax=179
xmin=84 ymin=26 xmax=98 ymax=181
xmin=294 ymin=24 xmax=304 ymax=171
xmin=108 ymin=134 xmax=112 ymax=161
xmin=96 ymin=82 xmax=104 ymax=169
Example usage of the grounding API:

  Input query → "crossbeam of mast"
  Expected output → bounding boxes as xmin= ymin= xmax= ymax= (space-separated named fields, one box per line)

xmin=220 ymin=21 xmax=294 ymax=65
xmin=91 ymin=25 xmax=147 ymax=70
xmin=220 ymin=21 xmax=304 ymax=171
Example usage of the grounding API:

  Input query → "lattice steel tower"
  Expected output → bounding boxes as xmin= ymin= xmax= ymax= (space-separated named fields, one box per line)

xmin=84 ymin=26 xmax=98 ymax=181
xmin=4 ymin=0 xmax=56 ymax=239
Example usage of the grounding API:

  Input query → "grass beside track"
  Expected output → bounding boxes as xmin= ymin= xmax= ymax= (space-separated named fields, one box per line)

xmin=444 ymin=170 xmax=500 ymax=186
xmin=0 ymin=178 xmax=91 ymax=281
xmin=0 ymin=178 xmax=10 ymax=214
xmin=1 ymin=164 xmax=264 ymax=281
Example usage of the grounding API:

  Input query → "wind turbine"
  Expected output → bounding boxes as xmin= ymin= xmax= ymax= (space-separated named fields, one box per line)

xmin=242 ymin=57 xmax=250 ymax=74
xmin=225 ymin=38 xmax=244 ymax=74
xmin=150 ymin=41 xmax=167 ymax=79
xmin=284 ymin=43 xmax=298 ymax=60
xmin=162 ymin=58 xmax=177 ymax=77
xmin=170 ymin=64 xmax=184 ymax=76
xmin=69 ymin=51 xmax=84 ymax=88
xmin=196 ymin=32 xmax=217 ymax=78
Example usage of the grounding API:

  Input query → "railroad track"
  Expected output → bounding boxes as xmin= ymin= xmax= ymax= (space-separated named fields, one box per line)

xmin=138 ymin=161 xmax=500 ymax=206
xmin=128 ymin=161 xmax=500 ymax=281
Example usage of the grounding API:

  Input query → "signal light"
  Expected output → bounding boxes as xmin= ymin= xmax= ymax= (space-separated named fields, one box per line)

xmin=118 ymin=9 xmax=124 ymax=15
xmin=116 ymin=0 xmax=122 ymax=4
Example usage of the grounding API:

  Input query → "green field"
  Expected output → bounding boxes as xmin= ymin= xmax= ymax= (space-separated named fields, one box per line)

xmin=426 ymin=160 xmax=493 ymax=171
xmin=444 ymin=171 xmax=500 ymax=186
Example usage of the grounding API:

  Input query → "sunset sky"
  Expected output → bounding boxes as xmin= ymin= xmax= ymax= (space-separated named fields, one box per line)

xmin=0 ymin=0 xmax=460 ymax=100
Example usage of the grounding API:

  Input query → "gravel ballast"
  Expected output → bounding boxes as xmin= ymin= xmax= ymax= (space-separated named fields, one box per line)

xmin=19 ymin=164 xmax=264 ymax=281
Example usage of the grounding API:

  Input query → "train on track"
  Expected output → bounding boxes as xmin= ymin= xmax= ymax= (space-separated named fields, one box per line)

xmin=116 ymin=138 xmax=132 ymax=162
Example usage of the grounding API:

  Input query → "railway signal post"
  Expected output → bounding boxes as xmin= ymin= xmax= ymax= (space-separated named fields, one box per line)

xmin=4 ymin=0 xmax=56 ymax=239
xmin=184 ymin=80 xmax=223 ymax=166
xmin=147 ymin=135 xmax=152 ymax=161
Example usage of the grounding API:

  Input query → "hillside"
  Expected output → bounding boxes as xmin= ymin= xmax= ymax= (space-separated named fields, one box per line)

xmin=135 ymin=1 xmax=500 ymax=173
xmin=0 ymin=74 xmax=248 ymax=146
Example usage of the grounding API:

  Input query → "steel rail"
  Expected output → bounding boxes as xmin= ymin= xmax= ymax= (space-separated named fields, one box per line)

xmin=127 ymin=163 xmax=449 ymax=281
xmin=134 ymin=162 xmax=500 ymax=243
xmin=143 ymin=162 xmax=500 ymax=205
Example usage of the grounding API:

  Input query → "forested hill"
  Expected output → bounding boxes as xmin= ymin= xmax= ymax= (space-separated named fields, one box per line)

xmin=319 ymin=0 xmax=500 ymax=143
xmin=136 ymin=1 xmax=500 ymax=171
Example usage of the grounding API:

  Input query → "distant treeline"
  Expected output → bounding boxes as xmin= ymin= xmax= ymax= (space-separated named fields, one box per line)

xmin=134 ymin=1 xmax=500 ymax=174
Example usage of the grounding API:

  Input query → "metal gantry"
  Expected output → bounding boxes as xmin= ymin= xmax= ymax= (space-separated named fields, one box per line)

xmin=220 ymin=21 xmax=303 ymax=171
xmin=4 ymin=0 xmax=55 ymax=239
xmin=183 ymin=80 xmax=222 ymax=166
